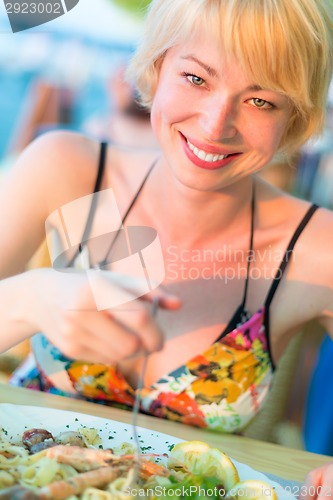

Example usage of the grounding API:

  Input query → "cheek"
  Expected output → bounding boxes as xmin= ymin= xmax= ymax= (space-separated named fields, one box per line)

xmin=150 ymin=96 xmax=163 ymax=140
xmin=151 ymin=81 xmax=193 ymax=132
xmin=150 ymin=100 xmax=158 ymax=130
xmin=270 ymin=119 xmax=290 ymax=150
xmin=247 ymin=116 xmax=290 ymax=152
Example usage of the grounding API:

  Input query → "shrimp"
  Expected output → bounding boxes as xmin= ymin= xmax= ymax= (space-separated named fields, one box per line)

xmin=139 ymin=459 xmax=170 ymax=480
xmin=38 ymin=463 xmax=128 ymax=499
xmin=38 ymin=459 xmax=170 ymax=498
xmin=46 ymin=445 xmax=170 ymax=478
xmin=46 ymin=445 xmax=118 ymax=472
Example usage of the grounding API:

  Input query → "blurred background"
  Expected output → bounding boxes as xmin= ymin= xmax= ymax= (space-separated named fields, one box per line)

xmin=0 ymin=0 xmax=332 ymax=458
xmin=0 ymin=0 xmax=148 ymax=165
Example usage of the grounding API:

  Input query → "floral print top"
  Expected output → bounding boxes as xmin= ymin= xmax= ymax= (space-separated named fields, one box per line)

xmin=13 ymin=305 xmax=273 ymax=433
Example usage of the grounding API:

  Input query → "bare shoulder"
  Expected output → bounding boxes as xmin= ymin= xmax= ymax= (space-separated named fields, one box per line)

xmin=12 ymin=130 xmax=100 ymax=211
xmin=258 ymin=178 xmax=333 ymax=279
xmin=281 ymin=192 xmax=333 ymax=284
xmin=257 ymin=180 xmax=333 ymax=334
xmin=9 ymin=131 xmax=161 ymax=224
xmin=300 ymin=204 xmax=333 ymax=267
xmin=291 ymin=203 xmax=333 ymax=330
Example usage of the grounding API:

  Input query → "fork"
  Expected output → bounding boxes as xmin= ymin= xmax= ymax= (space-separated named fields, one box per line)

xmin=130 ymin=296 xmax=159 ymax=486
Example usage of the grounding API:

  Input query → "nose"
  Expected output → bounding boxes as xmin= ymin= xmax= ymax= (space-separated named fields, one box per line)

xmin=199 ymin=96 xmax=238 ymax=141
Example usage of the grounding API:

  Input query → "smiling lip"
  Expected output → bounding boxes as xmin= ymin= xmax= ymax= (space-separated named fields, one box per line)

xmin=180 ymin=134 xmax=242 ymax=170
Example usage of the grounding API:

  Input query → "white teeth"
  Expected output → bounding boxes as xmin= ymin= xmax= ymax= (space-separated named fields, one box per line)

xmin=187 ymin=139 xmax=229 ymax=162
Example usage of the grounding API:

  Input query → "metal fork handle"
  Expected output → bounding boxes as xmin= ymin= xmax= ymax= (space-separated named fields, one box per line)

xmin=130 ymin=296 xmax=159 ymax=485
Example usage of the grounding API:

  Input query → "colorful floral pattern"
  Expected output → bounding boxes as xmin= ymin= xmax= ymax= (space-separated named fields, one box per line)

xmin=11 ymin=306 xmax=273 ymax=433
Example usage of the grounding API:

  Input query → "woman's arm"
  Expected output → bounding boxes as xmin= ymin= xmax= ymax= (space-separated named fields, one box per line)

xmin=0 ymin=131 xmax=181 ymax=358
xmin=0 ymin=131 xmax=95 ymax=351
xmin=0 ymin=271 xmax=38 ymax=351
xmin=0 ymin=130 xmax=97 ymax=279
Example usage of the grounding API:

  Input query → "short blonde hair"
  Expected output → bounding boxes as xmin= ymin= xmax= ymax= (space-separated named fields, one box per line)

xmin=128 ymin=0 xmax=333 ymax=153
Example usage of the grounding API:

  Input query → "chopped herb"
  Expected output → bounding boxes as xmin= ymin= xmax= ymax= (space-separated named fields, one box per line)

xmin=140 ymin=446 xmax=152 ymax=452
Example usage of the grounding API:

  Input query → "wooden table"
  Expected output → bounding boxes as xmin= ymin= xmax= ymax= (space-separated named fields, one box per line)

xmin=0 ymin=384 xmax=331 ymax=483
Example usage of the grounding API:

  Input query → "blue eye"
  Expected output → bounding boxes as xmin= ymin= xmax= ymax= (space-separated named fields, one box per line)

xmin=183 ymin=73 xmax=205 ymax=86
xmin=249 ymin=98 xmax=273 ymax=109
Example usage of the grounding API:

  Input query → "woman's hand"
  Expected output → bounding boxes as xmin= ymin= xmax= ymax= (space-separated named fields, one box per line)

xmin=25 ymin=267 xmax=181 ymax=365
xmin=300 ymin=462 xmax=333 ymax=500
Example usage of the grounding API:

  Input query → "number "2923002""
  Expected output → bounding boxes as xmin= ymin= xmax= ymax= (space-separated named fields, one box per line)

xmin=5 ymin=3 xmax=62 ymax=14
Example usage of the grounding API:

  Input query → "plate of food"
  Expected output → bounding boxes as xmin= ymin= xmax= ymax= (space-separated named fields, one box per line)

xmin=0 ymin=404 xmax=295 ymax=499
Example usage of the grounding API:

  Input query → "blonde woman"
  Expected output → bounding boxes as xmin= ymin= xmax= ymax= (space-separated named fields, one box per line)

xmin=0 ymin=0 xmax=333 ymax=493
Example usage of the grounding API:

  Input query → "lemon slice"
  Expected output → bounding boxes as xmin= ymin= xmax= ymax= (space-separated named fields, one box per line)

xmin=168 ymin=440 xmax=239 ymax=491
xmin=226 ymin=480 xmax=278 ymax=500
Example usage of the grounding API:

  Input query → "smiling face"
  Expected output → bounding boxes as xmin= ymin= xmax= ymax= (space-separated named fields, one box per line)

xmin=150 ymin=28 xmax=292 ymax=192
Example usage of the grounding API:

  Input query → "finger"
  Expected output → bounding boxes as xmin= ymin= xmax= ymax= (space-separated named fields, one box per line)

xmin=70 ymin=279 xmax=164 ymax=355
xmin=107 ymin=303 xmax=164 ymax=353
xmin=317 ymin=465 xmax=333 ymax=500
xmin=300 ymin=464 xmax=333 ymax=500
xmin=66 ymin=311 xmax=144 ymax=363
xmin=300 ymin=470 xmax=321 ymax=500
xmin=141 ymin=288 xmax=182 ymax=310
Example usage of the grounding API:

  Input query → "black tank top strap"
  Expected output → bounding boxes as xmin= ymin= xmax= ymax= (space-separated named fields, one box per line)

xmin=67 ymin=141 xmax=108 ymax=267
xmin=80 ymin=141 xmax=108 ymax=243
xmin=240 ymin=182 xmax=256 ymax=310
xmin=264 ymin=203 xmax=319 ymax=309
xmin=93 ymin=141 xmax=108 ymax=193
xmin=119 ymin=157 xmax=158 ymax=227
xmin=97 ymin=156 xmax=159 ymax=267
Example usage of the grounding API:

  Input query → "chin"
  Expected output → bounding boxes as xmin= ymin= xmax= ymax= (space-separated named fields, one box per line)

xmin=178 ymin=174 xmax=230 ymax=193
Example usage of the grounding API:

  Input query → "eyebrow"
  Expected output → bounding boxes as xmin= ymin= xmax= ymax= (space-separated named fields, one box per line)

xmin=180 ymin=54 xmax=265 ymax=92
xmin=246 ymin=84 xmax=264 ymax=92
xmin=180 ymin=55 xmax=217 ymax=77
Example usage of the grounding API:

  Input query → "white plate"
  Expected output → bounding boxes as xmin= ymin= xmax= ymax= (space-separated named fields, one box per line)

xmin=0 ymin=404 xmax=295 ymax=499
